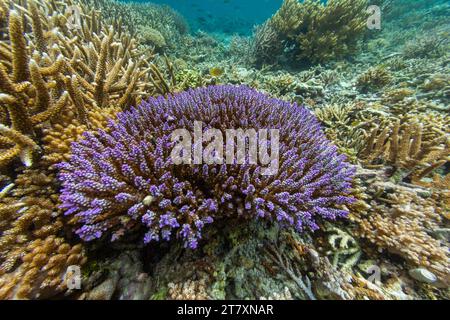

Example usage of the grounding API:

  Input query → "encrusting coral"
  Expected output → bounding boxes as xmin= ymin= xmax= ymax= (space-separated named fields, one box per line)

xmin=57 ymin=85 xmax=355 ymax=249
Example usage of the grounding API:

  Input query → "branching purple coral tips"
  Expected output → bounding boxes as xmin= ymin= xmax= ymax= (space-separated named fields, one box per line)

xmin=57 ymin=85 xmax=355 ymax=249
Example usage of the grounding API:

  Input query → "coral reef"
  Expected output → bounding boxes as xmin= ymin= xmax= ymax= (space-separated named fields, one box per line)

xmin=356 ymin=66 xmax=393 ymax=93
xmin=351 ymin=168 xmax=449 ymax=287
xmin=0 ymin=103 xmax=117 ymax=299
xmin=138 ymin=26 xmax=167 ymax=52
xmin=249 ymin=22 xmax=283 ymax=67
xmin=0 ymin=0 xmax=448 ymax=301
xmin=80 ymin=0 xmax=188 ymax=49
xmin=359 ymin=119 xmax=450 ymax=183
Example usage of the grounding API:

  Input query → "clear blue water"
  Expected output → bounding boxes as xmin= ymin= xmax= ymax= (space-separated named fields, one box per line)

xmin=119 ymin=0 xmax=450 ymax=36
xmin=120 ymin=0 xmax=283 ymax=35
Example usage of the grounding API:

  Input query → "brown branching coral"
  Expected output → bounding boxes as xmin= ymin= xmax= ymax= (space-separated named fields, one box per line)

xmin=80 ymin=0 xmax=188 ymax=49
xmin=0 ymin=101 xmax=118 ymax=299
xmin=0 ymin=0 xmax=171 ymax=169
xmin=265 ymin=0 xmax=369 ymax=64
xmin=250 ymin=21 xmax=283 ymax=67
xmin=356 ymin=66 xmax=393 ymax=92
xmin=0 ymin=165 xmax=86 ymax=299
xmin=0 ymin=236 xmax=86 ymax=299
xmin=352 ymin=174 xmax=449 ymax=286
xmin=0 ymin=0 xmax=178 ymax=299
xmin=359 ymin=119 xmax=450 ymax=183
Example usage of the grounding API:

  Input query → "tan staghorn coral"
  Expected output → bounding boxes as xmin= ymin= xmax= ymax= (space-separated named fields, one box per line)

xmin=356 ymin=66 xmax=393 ymax=93
xmin=359 ymin=119 xmax=450 ymax=183
xmin=0 ymin=236 xmax=86 ymax=299
xmin=0 ymin=0 xmax=178 ymax=299
xmin=249 ymin=21 xmax=283 ymax=67
xmin=0 ymin=165 xmax=86 ymax=299
xmin=0 ymin=0 xmax=172 ymax=169
xmin=41 ymin=106 xmax=120 ymax=165
xmin=80 ymin=0 xmax=188 ymax=49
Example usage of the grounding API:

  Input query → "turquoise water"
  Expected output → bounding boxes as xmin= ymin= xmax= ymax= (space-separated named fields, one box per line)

xmin=121 ymin=0 xmax=283 ymax=35
xmin=120 ymin=0 xmax=450 ymax=36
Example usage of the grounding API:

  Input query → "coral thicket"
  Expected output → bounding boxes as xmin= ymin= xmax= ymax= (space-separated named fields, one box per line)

xmin=0 ymin=0 xmax=174 ymax=168
xmin=251 ymin=0 xmax=369 ymax=65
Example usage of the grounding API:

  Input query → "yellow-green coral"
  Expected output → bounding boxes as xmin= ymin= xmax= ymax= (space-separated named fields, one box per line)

xmin=356 ymin=66 xmax=393 ymax=92
xmin=138 ymin=26 xmax=167 ymax=51
xmin=265 ymin=0 xmax=369 ymax=64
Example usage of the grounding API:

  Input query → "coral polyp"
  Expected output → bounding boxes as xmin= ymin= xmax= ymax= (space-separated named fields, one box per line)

xmin=57 ymin=85 xmax=355 ymax=248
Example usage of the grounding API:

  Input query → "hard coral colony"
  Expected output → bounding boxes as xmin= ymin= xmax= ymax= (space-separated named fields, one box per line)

xmin=0 ymin=0 xmax=449 ymax=301
xmin=57 ymin=85 xmax=355 ymax=248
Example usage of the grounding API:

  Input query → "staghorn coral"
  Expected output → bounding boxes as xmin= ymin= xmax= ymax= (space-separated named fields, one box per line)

xmin=0 ymin=0 xmax=173 ymax=169
xmin=402 ymin=34 xmax=448 ymax=59
xmin=359 ymin=119 xmax=450 ymax=183
xmin=0 ymin=236 xmax=86 ymax=299
xmin=57 ymin=85 xmax=355 ymax=249
xmin=265 ymin=0 xmax=369 ymax=64
xmin=249 ymin=22 xmax=283 ymax=68
xmin=0 ymin=166 xmax=86 ymax=299
xmin=80 ymin=0 xmax=188 ymax=49
xmin=0 ymin=95 xmax=118 ymax=299
xmin=356 ymin=66 xmax=393 ymax=93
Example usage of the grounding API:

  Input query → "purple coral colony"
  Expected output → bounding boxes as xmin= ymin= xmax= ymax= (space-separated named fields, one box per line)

xmin=57 ymin=85 xmax=355 ymax=249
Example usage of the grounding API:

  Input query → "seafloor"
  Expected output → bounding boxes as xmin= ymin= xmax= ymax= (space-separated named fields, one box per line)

xmin=0 ymin=0 xmax=448 ymax=300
